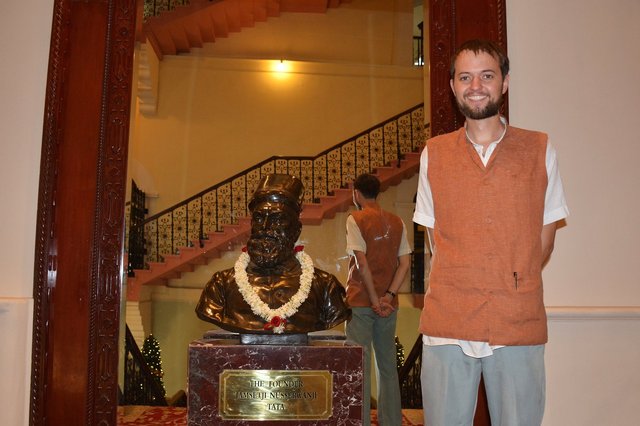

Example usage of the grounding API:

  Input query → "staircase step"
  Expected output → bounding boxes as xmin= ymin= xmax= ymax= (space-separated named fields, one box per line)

xmin=141 ymin=0 xmax=350 ymax=60
xmin=195 ymin=8 xmax=217 ymax=42
xmin=223 ymin=0 xmax=243 ymax=32
xmin=181 ymin=16 xmax=204 ymax=48
xmin=265 ymin=0 xmax=281 ymax=17
xmin=209 ymin=2 xmax=230 ymax=38
xmin=125 ymin=301 xmax=146 ymax=347
xmin=126 ymin=219 xmax=252 ymax=300
xmin=163 ymin=254 xmax=195 ymax=273
xmin=252 ymin=0 xmax=269 ymax=22
xmin=168 ymin=25 xmax=191 ymax=53
xmin=318 ymin=188 xmax=354 ymax=219
xmin=145 ymin=25 xmax=177 ymax=58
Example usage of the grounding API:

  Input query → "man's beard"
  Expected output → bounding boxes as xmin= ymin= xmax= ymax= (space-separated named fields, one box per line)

xmin=246 ymin=234 xmax=294 ymax=269
xmin=457 ymin=93 xmax=503 ymax=120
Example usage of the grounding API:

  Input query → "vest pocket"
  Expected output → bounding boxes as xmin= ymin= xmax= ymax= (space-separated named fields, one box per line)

xmin=510 ymin=271 xmax=541 ymax=292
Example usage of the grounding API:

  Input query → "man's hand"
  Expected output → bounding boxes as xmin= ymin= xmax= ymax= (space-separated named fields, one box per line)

xmin=373 ymin=297 xmax=395 ymax=317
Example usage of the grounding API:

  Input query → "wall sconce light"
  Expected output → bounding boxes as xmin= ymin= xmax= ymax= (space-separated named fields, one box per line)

xmin=273 ymin=59 xmax=290 ymax=74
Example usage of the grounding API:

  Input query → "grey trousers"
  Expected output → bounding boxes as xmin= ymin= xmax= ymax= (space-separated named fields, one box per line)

xmin=421 ymin=343 xmax=545 ymax=426
xmin=346 ymin=307 xmax=402 ymax=426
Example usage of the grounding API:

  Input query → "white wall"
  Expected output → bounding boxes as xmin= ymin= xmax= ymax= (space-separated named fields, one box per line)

xmin=546 ymin=308 xmax=640 ymax=426
xmin=0 ymin=1 xmax=53 ymax=425
xmin=507 ymin=0 xmax=640 ymax=424
xmin=508 ymin=0 xmax=640 ymax=305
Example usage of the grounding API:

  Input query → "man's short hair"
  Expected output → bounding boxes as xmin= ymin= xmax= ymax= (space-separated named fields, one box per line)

xmin=450 ymin=39 xmax=510 ymax=79
xmin=353 ymin=173 xmax=380 ymax=199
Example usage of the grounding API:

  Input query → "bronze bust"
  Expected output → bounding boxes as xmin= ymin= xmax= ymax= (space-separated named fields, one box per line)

xmin=196 ymin=174 xmax=350 ymax=335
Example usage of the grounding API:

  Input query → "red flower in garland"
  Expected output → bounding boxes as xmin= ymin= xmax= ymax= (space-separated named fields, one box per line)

xmin=263 ymin=316 xmax=287 ymax=332
xmin=294 ymin=245 xmax=304 ymax=253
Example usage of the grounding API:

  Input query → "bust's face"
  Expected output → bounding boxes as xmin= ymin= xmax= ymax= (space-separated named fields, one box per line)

xmin=247 ymin=200 xmax=301 ymax=269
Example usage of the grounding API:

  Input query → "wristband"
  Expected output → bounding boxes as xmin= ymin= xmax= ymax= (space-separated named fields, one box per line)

xmin=385 ymin=290 xmax=396 ymax=298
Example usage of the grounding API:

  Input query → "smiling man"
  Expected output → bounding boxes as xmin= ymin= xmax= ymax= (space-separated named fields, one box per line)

xmin=413 ymin=39 xmax=569 ymax=425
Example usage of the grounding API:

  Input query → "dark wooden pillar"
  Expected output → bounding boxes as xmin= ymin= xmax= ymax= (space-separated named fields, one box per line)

xmin=30 ymin=0 xmax=137 ymax=425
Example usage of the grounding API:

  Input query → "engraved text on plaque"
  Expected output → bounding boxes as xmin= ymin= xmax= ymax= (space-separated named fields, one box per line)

xmin=219 ymin=370 xmax=332 ymax=420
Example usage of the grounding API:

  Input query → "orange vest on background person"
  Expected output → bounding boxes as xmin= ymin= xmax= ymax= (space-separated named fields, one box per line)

xmin=419 ymin=126 xmax=549 ymax=346
xmin=347 ymin=207 xmax=404 ymax=309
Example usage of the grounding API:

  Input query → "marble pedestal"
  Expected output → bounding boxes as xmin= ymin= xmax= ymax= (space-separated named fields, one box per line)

xmin=188 ymin=335 xmax=364 ymax=425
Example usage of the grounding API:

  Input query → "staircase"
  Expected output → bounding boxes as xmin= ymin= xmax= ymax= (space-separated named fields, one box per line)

xmin=143 ymin=0 xmax=352 ymax=59
xmin=125 ymin=102 xmax=427 ymax=301
xmin=125 ymin=151 xmax=421 ymax=301
xmin=126 ymin=301 xmax=147 ymax=347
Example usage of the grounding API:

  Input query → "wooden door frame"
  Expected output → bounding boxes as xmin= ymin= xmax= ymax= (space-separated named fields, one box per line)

xmin=29 ymin=0 xmax=507 ymax=424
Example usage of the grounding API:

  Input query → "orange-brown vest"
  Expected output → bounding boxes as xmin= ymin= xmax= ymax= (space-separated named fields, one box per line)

xmin=419 ymin=126 xmax=548 ymax=345
xmin=347 ymin=207 xmax=404 ymax=308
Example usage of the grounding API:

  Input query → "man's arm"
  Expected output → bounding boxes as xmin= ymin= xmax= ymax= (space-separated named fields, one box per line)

xmin=381 ymin=254 xmax=410 ymax=303
xmin=541 ymin=221 xmax=558 ymax=267
xmin=353 ymin=250 xmax=381 ymax=309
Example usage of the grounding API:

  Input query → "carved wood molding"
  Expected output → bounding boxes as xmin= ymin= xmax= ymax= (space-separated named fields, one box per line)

xmin=30 ymin=0 xmax=137 ymax=424
xmin=429 ymin=0 xmax=457 ymax=136
xmin=89 ymin=1 xmax=137 ymax=423
xmin=428 ymin=0 xmax=508 ymax=136
xmin=30 ymin=0 xmax=70 ymax=423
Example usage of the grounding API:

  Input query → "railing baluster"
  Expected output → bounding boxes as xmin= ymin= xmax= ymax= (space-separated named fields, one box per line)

xmin=396 ymin=115 xmax=402 ymax=167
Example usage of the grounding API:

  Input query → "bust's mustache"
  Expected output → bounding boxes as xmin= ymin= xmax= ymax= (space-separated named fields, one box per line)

xmin=248 ymin=233 xmax=293 ymax=252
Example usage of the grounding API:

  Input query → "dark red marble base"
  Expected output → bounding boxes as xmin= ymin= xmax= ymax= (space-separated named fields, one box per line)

xmin=188 ymin=336 xmax=364 ymax=425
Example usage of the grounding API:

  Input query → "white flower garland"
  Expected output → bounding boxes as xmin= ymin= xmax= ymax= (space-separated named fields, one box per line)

xmin=234 ymin=249 xmax=314 ymax=334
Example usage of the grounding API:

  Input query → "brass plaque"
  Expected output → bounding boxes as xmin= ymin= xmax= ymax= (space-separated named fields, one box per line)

xmin=219 ymin=370 xmax=333 ymax=420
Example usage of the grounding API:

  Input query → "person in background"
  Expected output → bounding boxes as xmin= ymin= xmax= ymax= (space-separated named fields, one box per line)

xmin=345 ymin=173 xmax=411 ymax=426
xmin=413 ymin=39 xmax=569 ymax=425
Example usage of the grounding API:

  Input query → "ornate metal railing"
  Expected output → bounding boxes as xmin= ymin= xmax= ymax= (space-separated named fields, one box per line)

xmin=122 ymin=325 xmax=168 ymax=406
xmin=139 ymin=104 xmax=426 ymax=265
xmin=411 ymin=222 xmax=427 ymax=294
xmin=144 ymin=0 xmax=191 ymax=20
xmin=413 ymin=21 xmax=424 ymax=66
xmin=413 ymin=35 xmax=424 ymax=66
xmin=127 ymin=181 xmax=147 ymax=276
xmin=398 ymin=335 xmax=423 ymax=408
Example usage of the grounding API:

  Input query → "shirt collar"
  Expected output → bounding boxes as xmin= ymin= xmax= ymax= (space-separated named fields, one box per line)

xmin=464 ymin=116 xmax=508 ymax=166
xmin=464 ymin=116 xmax=508 ymax=148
